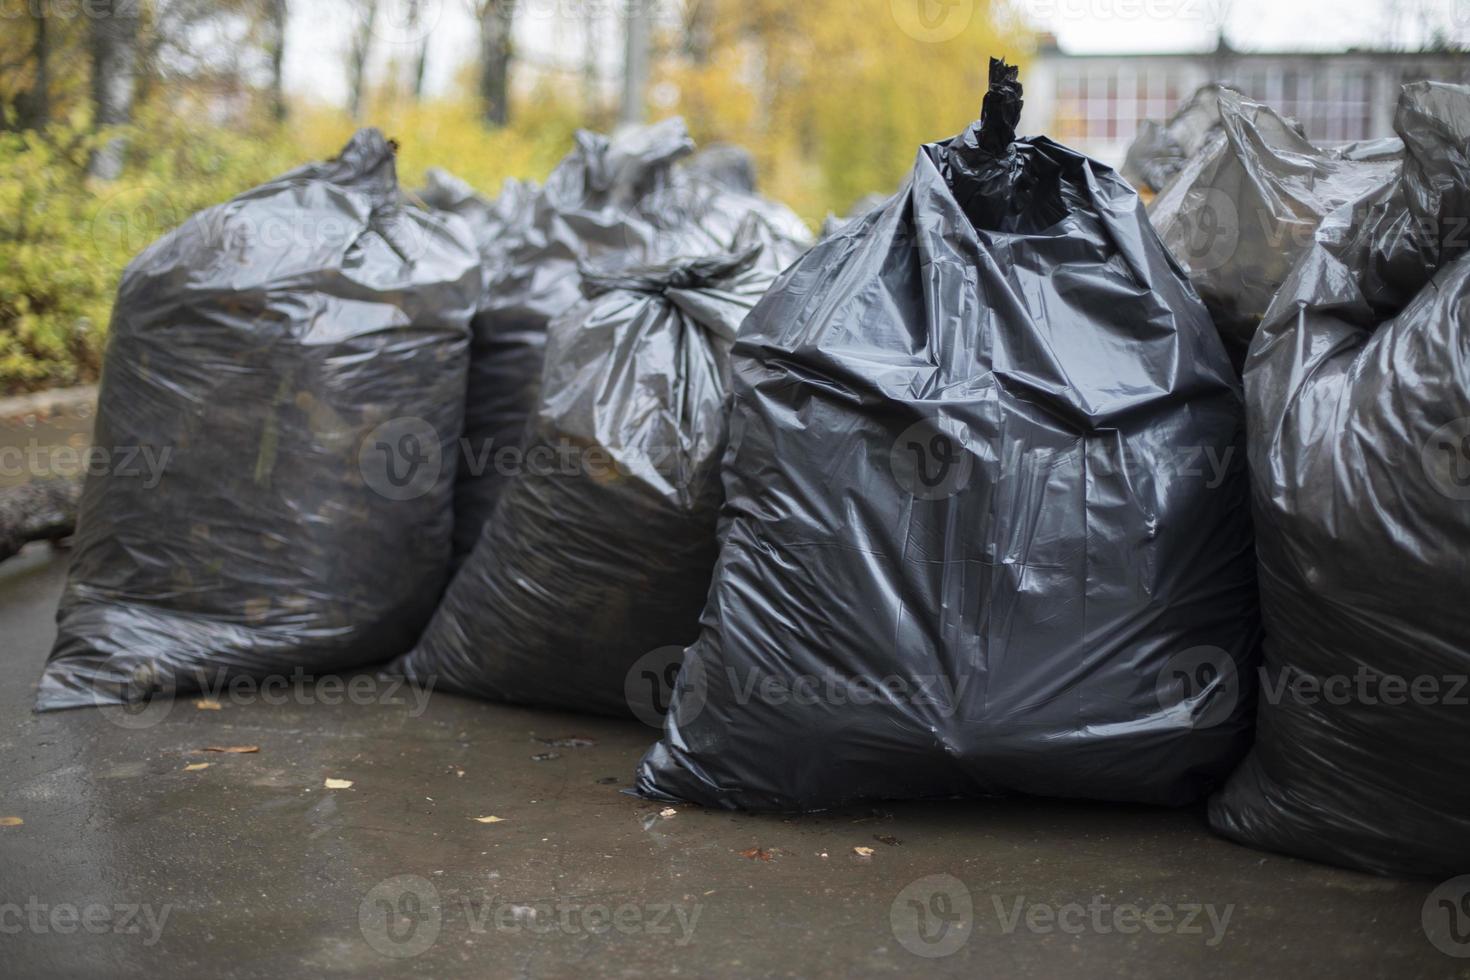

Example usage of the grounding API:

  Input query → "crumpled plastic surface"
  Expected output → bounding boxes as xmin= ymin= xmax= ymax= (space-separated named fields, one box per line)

xmin=36 ymin=129 xmax=480 ymax=710
xmin=1148 ymin=88 xmax=1402 ymax=358
xmin=452 ymin=120 xmax=811 ymax=560
xmin=820 ymin=192 xmax=892 ymax=239
xmin=389 ymin=216 xmax=805 ymax=716
xmin=1122 ymin=84 xmax=1258 ymax=194
xmin=415 ymin=166 xmax=537 ymax=287
xmin=1208 ymin=81 xmax=1470 ymax=878
xmin=635 ymin=60 xmax=1260 ymax=812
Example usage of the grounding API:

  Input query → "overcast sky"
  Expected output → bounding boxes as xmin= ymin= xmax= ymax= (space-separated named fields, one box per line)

xmin=282 ymin=0 xmax=1470 ymax=107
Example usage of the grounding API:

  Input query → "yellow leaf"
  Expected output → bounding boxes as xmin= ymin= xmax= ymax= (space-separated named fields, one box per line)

xmin=183 ymin=762 xmax=211 ymax=772
xmin=194 ymin=699 xmax=223 ymax=710
xmin=472 ymin=815 xmax=505 ymax=824
xmin=853 ymin=846 xmax=875 ymax=858
xmin=0 ymin=817 xmax=22 ymax=828
xmin=324 ymin=778 xmax=354 ymax=790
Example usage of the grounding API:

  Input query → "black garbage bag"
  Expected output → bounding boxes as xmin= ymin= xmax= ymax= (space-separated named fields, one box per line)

xmin=1121 ymin=84 xmax=1246 ymax=194
xmin=820 ymin=192 xmax=892 ymax=239
xmin=453 ymin=120 xmax=810 ymax=560
xmin=1208 ymin=81 xmax=1470 ymax=878
xmin=633 ymin=60 xmax=1260 ymax=812
xmin=36 ymin=129 xmax=480 ymax=711
xmin=685 ymin=143 xmax=758 ymax=194
xmin=1148 ymin=88 xmax=1401 ymax=359
xmin=389 ymin=218 xmax=800 ymax=716
xmin=414 ymin=166 xmax=536 ymax=280
xmin=452 ymin=122 xmax=689 ymax=559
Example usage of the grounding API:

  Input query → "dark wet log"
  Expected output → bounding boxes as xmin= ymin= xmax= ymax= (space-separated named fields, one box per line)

xmin=0 ymin=477 xmax=81 ymax=562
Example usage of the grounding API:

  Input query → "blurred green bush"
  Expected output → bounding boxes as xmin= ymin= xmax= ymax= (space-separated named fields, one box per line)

xmin=0 ymin=94 xmax=583 ymax=396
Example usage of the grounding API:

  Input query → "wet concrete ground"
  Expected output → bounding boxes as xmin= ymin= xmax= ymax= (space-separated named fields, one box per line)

xmin=0 ymin=546 xmax=1462 ymax=979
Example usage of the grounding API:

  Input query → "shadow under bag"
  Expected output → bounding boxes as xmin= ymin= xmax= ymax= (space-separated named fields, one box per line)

xmin=635 ymin=60 xmax=1261 ymax=811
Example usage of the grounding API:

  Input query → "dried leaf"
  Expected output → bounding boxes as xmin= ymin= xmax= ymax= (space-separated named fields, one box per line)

xmin=874 ymin=834 xmax=901 ymax=847
xmin=183 ymin=762 xmax=211 ymax=772
xmin=530 ymin=752 xmax=561 ymax=762
xmin=739 ymin=847 xmax=774 ymax=862
xmin=853 ymin=846 xmax=876 ymax=858
xmin=194 ymin=699 xmax=223 ymax=711
xmin=534 ymin=736 xmax=596 ymax=748
xmin=473 ymin=815 xmax=505 ymax=824
xmin=198 ymin=745 xmax=259 ymax=754
xmin=659 ymin=807 xmax=677 ymax=818
xmin=324 ymin=778 xmax=353 ymax=789
xmin=0 ymin=817 xmax=22 ymax=828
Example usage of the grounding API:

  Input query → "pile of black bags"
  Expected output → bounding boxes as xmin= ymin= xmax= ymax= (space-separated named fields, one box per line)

xmin=449 ymin=119 xmax=809 ymax=560
xmin=1207 ymin=82 xmax=1470 ymax=878
xmin=389 ymin=216 xmax=808 ymax=715
xmin=33 ymin=56 xmax=1470 ymax=883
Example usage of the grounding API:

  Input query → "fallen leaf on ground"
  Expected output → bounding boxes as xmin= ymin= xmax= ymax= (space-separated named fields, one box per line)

xmin=473 ymin=815 xmax=505 ymax=824
xmin=739 ymin=847 xmax=775 ymax=862
xmin=530 ymin=752 xmax=560 ymax=762
xmin=324 ymin=778 xmax=353 ymax=789
xmin=194 ymin=699 xmax=222 ymax=710
xmin=534 ymin=736 xmax=596 ymax=748
xmin=853 ymin=846 xmax=875 ymax=858
xmin=596 ymin=776 xmax=620 ymax=785
xmin=197 ymin=745 xmax=259 ymax=754
xmin=874 ymin=834 xmax=901 ymax=847
xmin=660 ymin=807 xmax=677 ymax=818
xmin=0 ymin=817 xmax=21 ymax=827
xmin=183 ymin=762 xmax=211 ymax=772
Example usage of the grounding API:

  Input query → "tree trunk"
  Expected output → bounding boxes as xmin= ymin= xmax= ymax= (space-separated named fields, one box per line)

xmin=87 ymin=0 xmax=141 ymax=180
xmin=409 ymin=0 xmax=429 ymax=101
xmin=478 ymin=0 xmax=515 ymax=128
xmin=683 ymin=0 xmax=714 ymax=64
xmin=17 ymin=9 xmax=51 ymax=129
xmin=0 ymin=478 xmax=82 ymax=564
xmin=620 ymin=0 xmax=650 ymax=125
xmin=265 ymin=0 xmax=289 ymax=122
xmin=347 ymin=0 xmax=377 ymax=121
